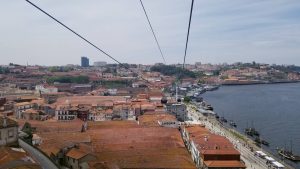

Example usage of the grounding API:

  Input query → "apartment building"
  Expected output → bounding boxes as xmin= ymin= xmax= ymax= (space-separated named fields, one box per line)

xmin=181 ymin=126 xmax=246 ymax=169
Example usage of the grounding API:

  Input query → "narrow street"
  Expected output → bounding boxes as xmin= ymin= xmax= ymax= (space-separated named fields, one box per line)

xmin=19 ymin=139 xmax=59 ymax=169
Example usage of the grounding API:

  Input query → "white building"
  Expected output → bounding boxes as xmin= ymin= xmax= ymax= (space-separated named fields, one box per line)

xmin=94 ymin=61 xmax=107 ymax=67
xmin=55 ymin=106 xmax=77 ymax=121
xmin=65 ymin=144 xmax=96 ymax=169
xmin=14 ymin=102 xmax=35 ymax=119
xmin=107 ymin=89 xmax=117 ymax=95
xmin=88 ymin=109 xmax=113 ymax=121
xmin=0 ymin=117 xmax=18 ymax=146
xmin=35 ymin=85 xmax=58 ymax=94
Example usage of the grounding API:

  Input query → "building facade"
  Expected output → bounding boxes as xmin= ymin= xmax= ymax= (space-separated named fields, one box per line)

xmin=35 ymin=85 xmax=58 ymax=94
xmin=14 ymin=102 xmax=35 ymax=119
xmin=81 ymin=57 xmax=89 ymax=67
xmin=94 ymin=61 xmax=107 ymax=67
xmin=0 ymin=117 xmax=18 ymax=146
xmin=181 ymin=126 xmax=246 ymax=169
xmin=55 ymin=106 xmax=77 ymax=121
xmin=166 ymin=103 xmax=187 ymax=122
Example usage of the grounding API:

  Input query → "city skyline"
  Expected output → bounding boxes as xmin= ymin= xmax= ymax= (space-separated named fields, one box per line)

xmin=1 ymin=0 xmax=300 ymax=66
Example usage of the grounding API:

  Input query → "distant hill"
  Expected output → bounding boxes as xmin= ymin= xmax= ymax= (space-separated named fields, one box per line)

xmin=150 ymin=65 xmax=196 ymax=78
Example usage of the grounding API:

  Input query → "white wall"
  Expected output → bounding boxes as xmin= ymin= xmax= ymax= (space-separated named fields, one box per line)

xmin=0 ymin=127 xmax=18 ymax=146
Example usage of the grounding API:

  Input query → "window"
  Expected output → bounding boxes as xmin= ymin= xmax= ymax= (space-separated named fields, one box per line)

xmin=8 ymin=130 xmax=14 ymax=138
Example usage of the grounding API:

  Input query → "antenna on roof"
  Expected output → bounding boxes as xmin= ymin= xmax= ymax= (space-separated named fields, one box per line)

xmin=175 ymin=82 xmax=178 ymax=102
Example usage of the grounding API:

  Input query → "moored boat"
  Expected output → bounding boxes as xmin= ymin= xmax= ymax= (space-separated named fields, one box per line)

xmin=220 ymin=117 xmax=227 ymax=123
xmin=254 ymin=137 xmax=269 ymax=146
xmin=229 ymin=120 xmax=237 ymax=127
xmin=245 ymin=127 xmax=260 ymax=137
xmin=203 ymin=85 xmax=219 ymax=91
xmin=204 ymin=104 xmax=214 ymax=111
xmin=278 ymin=149 xmax=300 ymax=161
xmin=278 ymin=141 xmax=300 ymax=161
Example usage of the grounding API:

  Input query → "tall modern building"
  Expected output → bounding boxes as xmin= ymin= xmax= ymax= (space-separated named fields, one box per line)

xmin=81 ymin=57 xmax=89 ymax=67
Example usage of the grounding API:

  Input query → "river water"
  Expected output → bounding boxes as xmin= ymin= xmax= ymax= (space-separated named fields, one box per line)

xmin=202 ymin=83 xmax=300 ymax=169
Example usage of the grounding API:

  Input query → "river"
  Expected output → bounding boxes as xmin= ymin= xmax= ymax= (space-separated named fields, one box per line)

xmin=202 ymin=83 xmax=300 ymax=169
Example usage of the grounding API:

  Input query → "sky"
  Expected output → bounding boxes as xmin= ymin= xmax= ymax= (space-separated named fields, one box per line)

xmin=0 ymin=0 xmax=300 ymax=66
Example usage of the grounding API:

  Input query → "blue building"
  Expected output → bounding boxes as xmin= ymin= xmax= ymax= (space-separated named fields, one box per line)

xmin=81 ymin=57 xmax=89 ymax=67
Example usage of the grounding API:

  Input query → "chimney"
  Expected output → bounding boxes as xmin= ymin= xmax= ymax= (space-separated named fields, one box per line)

xmin=3 ymin=114 xmax=7 ymax=128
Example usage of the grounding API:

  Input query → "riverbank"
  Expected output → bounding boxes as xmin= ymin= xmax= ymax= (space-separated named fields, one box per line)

xmin=186 ymin=103 xmax=295 ymax=169
xmin=207 ymin=117 xmax=295 ymax=169
xmin=221 ymin=80 xmax=300 ymax=86
xmin=201 ymin=83 xmax=300 ymax=169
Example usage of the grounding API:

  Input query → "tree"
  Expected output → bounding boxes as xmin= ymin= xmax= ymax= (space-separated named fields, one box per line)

xmin=150 ymin=65 xmax=196 ymax=78
xmin=48 ymin=66 xmax=73 ymax=72
xmin=46 ymin=75 xmax=90 ymax=84
xmin=184 ymin=96 xmax=191 ymax=103
xmin=0 ymin=67 xmax=9 ymax=74
xmin=21 ymin=122 xmax=34 ymax=144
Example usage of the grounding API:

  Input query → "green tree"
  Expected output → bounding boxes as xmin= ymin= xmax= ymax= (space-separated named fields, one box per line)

xmin=48 ymin=66 xmax=73 ymax=72
xmin=0 ymin=67 xmax=9 ymax=74
xmin=46 ymin=76 xmax=90 ymax=84
xmin=21 ymin=122 xmax=34 ymax=144
xmin=150 ymin=65 xmax=196 ymax=78
xmin=184 ymin=96 xmax=191 ymax=103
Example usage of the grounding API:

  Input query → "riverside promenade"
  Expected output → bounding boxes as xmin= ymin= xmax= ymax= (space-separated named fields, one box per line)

xmin=186 ymin=103 xmax=295 ymax=169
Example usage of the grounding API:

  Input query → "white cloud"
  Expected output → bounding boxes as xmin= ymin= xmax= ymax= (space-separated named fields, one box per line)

xmin=0 ymin=0 xmax=300 ymax=66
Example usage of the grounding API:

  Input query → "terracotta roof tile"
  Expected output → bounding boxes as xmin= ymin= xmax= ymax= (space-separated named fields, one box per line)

xmin=185 ymin=126 xmax=239 ymax=155
xmin=138 ymin=113 xmax=176 ymax=127
xmin=66 ymin=144 xmax=92 ymax=160
xmin=56 ymin=96 xmax=126 ymax=106
xmin=0 ymin=117 xmax=18 ymax=129
xmin=204 ymin=160 xmax=246 ymax=168
xmin=24 ymin=109 xmax=39 ymax=114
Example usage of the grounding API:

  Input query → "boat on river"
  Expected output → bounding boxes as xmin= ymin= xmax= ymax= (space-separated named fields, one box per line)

xmin=229 ymin=120 xmax=237 ymax=127
xmin=278 ymin=149 xmax=300 ymax=161
xmin=220 ymin=117 xmax=227 ymax=123
xmin=203 ymin=85 xmax=219 ymax=91
xmin=254 ymin=137 xmax=269 ymax=146
xmin=245 ymin=127 xmax=260 ymax=137
xmin=278 ymin=141 xmax=300 ymax=161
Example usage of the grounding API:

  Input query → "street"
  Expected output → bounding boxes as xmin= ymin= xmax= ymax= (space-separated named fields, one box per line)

xmin=18 ymin=139 xmax=59 ymax=169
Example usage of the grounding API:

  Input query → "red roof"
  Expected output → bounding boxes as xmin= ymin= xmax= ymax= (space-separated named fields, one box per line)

xmin=204 ymin=160 xmax=246 ymax=168
xmin=185 ymin=126 xmax=239 ymax=155
xmin=201 ymin=149 xmax=240 ymax=155
xmin=66 ymin=144 xmax=92 ymax=160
